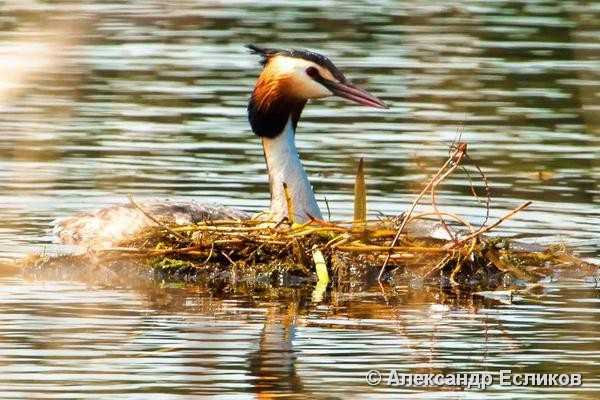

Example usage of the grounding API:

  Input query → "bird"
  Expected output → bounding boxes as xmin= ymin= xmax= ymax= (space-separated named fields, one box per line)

xmin=53 ymin=45 xmax=387 ymax=249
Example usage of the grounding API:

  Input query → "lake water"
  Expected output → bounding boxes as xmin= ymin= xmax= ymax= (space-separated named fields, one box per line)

xmin=0 ymin=0 xmax=598 ymax=398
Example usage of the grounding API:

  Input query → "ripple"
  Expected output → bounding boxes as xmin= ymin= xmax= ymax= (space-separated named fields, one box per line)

xmin=0 ymin=1 xmax=599 ymax=394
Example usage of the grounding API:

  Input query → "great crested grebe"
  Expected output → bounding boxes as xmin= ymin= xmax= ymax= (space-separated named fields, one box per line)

xmin=54 ymin=45 xmax=387 ymax=248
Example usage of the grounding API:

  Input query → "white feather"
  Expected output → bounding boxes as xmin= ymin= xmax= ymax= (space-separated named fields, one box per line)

xmin=262 ymin=117 xmax=322 ymax=222
xmin=269 ymin=56 xmax=333 ymax=99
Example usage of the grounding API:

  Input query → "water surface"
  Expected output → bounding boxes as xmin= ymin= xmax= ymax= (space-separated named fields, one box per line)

xmin=0 ymin=0 xmax=598 ymax=398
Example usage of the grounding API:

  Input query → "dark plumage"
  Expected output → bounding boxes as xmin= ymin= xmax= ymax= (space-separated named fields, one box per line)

xmin=248 ymin=95 xmax=305 ymax=139
xmin=246 ymin=44 xmax=347 ymax=83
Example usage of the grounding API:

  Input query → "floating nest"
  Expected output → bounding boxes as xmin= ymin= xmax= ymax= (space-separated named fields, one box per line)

xmin=17 ymin=143 xmax=598 ymax=293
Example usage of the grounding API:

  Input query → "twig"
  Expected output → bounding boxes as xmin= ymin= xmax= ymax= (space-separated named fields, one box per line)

xmin=337 ymin=244 xmax=449 ymax=253
xmin=324 ymin=196 xmax=332 ymax=222
xmin=378 ymin=145 xmax=467 ymax=281
xmin=201 ymin=242 xmax=215 ymax=265
xmin=449 ymin=253 xmax=464 ymax=286
xmin=221 ymin=251 xmax=235 ymax=266
xmin=463 ymin=153 xmax=492 ymax=229
xmin=406 ymin=211 xmax=476 ymax=238
xmin=449 ymin=201 xmax=532 ymax=248
xmin=127 ymin=195 xmax=187 ymax=241
xmin=430 ymin=167 xmax=457 ymax=243
xmin=244 ymin=242 xmax=267 ymax=262
xmin=423 ymin=255 xmax=451 ymax=279
xmin=172 ymin=225 xmax=269 ymax=233
xmin=324 ymin=233 xmax=350 ymax=249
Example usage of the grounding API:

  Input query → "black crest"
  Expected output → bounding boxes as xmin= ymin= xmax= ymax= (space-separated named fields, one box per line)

xmin=246 ymin=44 xmax=347 ymax=83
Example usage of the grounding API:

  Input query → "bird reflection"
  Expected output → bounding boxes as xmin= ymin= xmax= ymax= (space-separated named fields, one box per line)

xmin=248 ymin=305 xmax=305 ymax=398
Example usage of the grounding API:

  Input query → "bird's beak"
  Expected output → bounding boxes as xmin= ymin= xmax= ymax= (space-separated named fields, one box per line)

xmin=323 ymin=80 xmax=388 ymax=109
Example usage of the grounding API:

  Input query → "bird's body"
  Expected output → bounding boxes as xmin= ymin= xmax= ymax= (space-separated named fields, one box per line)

xmin=53 ymin=45 xmax=387 ymax=249
xmin=53 ymin=201 xmax=249 ymax=249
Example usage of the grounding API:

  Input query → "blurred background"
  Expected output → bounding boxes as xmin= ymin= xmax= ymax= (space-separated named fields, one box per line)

xmin=0 ymin=0 xmax=598 ymax=259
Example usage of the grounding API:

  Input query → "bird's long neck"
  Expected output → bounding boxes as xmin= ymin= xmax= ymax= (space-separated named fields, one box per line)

xmin=261 ymin=117 xmax=322 ymax=222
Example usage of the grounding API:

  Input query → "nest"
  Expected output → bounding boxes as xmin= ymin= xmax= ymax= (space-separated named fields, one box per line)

xmin=19 ymin=143 xmax=597 ymax=293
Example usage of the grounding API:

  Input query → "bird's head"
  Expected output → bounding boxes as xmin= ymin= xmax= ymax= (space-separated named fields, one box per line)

xmin=247 ymin=44 xmax=387 ymax=138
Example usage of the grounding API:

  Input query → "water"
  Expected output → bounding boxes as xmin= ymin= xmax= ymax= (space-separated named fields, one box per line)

xmin=0 ymin=275 xmax=599 ymax=398
xmin=0 ymin=0 xmax=598 ymax=398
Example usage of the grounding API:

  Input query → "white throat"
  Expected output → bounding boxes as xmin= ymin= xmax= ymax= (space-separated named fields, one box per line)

xmin=261 ymin=117 xmax=322 ymax=222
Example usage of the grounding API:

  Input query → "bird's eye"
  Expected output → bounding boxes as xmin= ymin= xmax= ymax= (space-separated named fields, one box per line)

xmin=306 ymin=66 xmax=319 ymax=77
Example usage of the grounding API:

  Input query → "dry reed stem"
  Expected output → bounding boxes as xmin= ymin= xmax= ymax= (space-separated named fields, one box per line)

xmin=283 ymin=183 xmax=295 ymax=225
xmin=336 ymin=244 xmax=449 ymax=253
xmin=449 ymin=201 xmax=532 ymax=248
xmin=423 ymin=255 xmax=452 ymax=279
xmin=379 ymin=145 xmax=467 ymax=280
